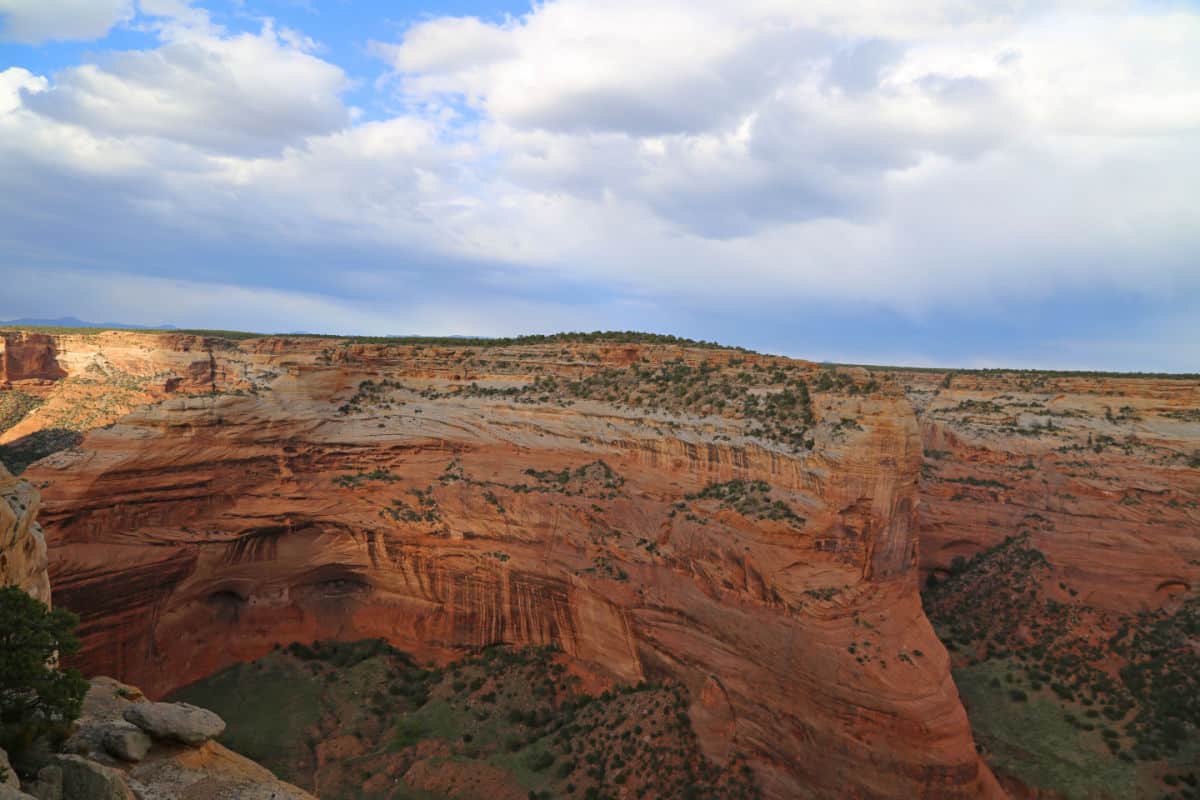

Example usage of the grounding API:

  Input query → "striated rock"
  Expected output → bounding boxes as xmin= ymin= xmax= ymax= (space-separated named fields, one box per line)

xmin=52 ymin=755 xmax=133 ymax=800
xmin=0 ymin=452 xmax=309 ymax=800
xmin=0 ymin=464 xmax=49 ymax=603
xmin=0 ymin=333 xmax=66 ymax=386
xmin=903 ymin=371 xmax=1200 ymax=611
xmin=123 ymin=704 xmax=225 ymax=747
xmin=14 ymin=333 xmax=1003 ymax=799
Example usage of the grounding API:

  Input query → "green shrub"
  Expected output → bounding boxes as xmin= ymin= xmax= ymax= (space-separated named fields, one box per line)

xmin=0 ymin=587 xmax=88 ymax=763
xmin=392 ymin=718 xmax=426 ymax=749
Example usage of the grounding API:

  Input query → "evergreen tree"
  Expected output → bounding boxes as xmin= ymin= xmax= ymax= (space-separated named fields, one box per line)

xmin=0 ymin=587 xmax=88 ymax=759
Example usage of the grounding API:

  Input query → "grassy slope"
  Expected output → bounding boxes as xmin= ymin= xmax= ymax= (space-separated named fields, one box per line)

xmin=925 ymin=536 xmax=1200 ymax=799
xmin=170 ymin=641 xmax=760 ymax=800
xmin=954 ymin=659 xmax=1135 ymax=799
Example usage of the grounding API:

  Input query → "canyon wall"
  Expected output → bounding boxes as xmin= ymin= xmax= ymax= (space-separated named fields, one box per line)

xmin=0 ymin=461 xmax=50 ymax=603
xmin=0 ymin=385 xmax=313 ymax=800
xmin=5 ymin=331 xmax=1002 ymax=799
xmin=901 ymin=370 xmax=1200 ymax=611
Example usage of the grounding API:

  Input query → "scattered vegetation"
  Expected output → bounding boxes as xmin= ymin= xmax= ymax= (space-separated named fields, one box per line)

xmin=0 ymin=392 xmax=42 ymax=435
xmin=333 ymin=469 xmax=401 ymax=488
xmin=381 ymin=487 xmax=443 ymax=526
xmin=522 ymin=461 xmax=625 ymax=498
xmin=416 ymin=359 xmax=832 ymax=452
xmin=925 ymin=535 xmax=1200 ymax=798
xmin=685 ymin=479 xmax=805 ymax=526
xmin=171 ymin=642 xmax=761 ymax=800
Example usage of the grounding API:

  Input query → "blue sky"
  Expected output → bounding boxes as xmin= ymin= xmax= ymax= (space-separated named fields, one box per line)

xmin=1 ymin=0 xmax=1198 ymax=370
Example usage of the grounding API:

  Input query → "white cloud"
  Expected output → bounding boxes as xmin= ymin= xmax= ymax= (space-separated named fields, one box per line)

xmin=0 ymin=67 xmax=46 ymax=114
xmin=0 ymin=0 xmax=1197 ymax=366
xmin=379 ymin=15 xmax=517 ymax=74
xmin=0 ymin=0 xmax=133 ymax=44
xmin=25 ymin=20 xmax=350 ymax=156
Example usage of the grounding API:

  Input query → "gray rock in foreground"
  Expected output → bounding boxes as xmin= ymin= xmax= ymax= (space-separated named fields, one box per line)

xmin=52 ymin=756 xmax=133 ymax=800
xmin=100 ymin=723 xmax=152 ymax=763
xmin=122 ymin=703 xmax=225 ymax=746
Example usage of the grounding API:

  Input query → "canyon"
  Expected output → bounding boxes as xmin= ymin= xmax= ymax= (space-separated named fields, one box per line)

xmin=2 ymin=328 xmax=1197 ymax=799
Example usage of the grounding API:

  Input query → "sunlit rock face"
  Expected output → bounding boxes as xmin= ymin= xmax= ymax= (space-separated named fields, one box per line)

xmin=0 ymin=461 xmax=50 ymax=603
xmin=16 ymin=333 xmax=1002 ymax=799
xmin=904 ymin=370 xmax=1200 ymax=612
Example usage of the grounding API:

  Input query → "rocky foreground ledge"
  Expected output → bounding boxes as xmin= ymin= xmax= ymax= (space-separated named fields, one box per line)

xmin=0 ymin=677 xmax=312 ymax=800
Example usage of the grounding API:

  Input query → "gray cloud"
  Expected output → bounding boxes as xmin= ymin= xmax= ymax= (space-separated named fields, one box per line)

xmin=0 ymin=0 xmax=133 ymax=44
xmin=0 ymin=1 xmax=1197 ymax=369
xmin=828 ymin=39 xmax=903 ymax=94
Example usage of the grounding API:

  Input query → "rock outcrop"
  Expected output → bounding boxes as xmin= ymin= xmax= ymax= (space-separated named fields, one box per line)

xmin=122 ymin=703 xmax=225 ymax=747
xmin=0 ymin=332 xmax=67 ymax=386
xmin=0 ymin=409 xmax=314 ymax=800
xmin=8 ymin=332 xmax=1003 ymax=799
xmin=51 ymin=676 xmax=314 ymax=800
xmin=0 ymin=463 xmax=49 ymax=603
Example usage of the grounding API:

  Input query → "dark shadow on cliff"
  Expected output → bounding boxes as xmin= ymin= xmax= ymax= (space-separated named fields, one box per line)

xmin=0 ymin=428 xmax=83 ymax=474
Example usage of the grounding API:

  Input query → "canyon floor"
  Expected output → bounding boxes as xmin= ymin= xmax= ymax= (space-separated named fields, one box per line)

xmin=2 ymin=327 xmax=1197 ymax=799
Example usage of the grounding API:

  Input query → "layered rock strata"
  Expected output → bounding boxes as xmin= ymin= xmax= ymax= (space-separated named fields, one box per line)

xmin=6 ymin=332 xmax=1003 ymax=799
xmin=901 ymin=370 xmax=1200 ymax=611
xmin=0 ymin=463 xmax=49 ymax=603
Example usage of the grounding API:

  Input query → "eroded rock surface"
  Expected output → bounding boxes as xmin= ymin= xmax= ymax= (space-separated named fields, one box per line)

xmin=0 ymin=463 xmax=49 ymax=603
xmin=904 ymin=370 xmax=1199 ymax=610
xmin=10 ymin=332 xmax=1002 ymax=799
xmin=59 ymin=677 xmax=313 ymax=800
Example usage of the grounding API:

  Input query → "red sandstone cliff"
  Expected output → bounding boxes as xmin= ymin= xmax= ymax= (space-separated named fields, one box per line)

xmin=3 ymin=331 xmax=1003 ymax=799
xmin=0 ymin=461 xmax=50 ymax=604
xmin=901 ymin=370 xmax=1200 ymax=612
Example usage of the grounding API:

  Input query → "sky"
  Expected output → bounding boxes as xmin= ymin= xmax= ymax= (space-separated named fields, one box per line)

xmin=0 ymin=0 xmax=1198 ymax=370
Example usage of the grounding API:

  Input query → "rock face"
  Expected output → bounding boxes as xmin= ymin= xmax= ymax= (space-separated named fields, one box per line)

xmin=0 ymin=332 xmax=67 ymax=386
xmin=15 ymin=333 xmax=1001 ymax=799
xmin=904 ymin=371 xmax=1200 ymax=611
xmin=0 ymin=462 xmax=50 ymax=603
xmin=0 ymin=407 xmax=313 ymax=800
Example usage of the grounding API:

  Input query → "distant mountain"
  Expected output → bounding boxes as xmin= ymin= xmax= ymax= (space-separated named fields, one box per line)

xmin=0 ymin=317 xmax=176 ymax=330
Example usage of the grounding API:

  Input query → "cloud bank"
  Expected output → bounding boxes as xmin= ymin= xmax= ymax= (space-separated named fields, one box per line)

xmin=1 ymin=0 xmax=1197 ymax=369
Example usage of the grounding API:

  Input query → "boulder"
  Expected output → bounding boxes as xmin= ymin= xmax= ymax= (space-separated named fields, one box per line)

xmin=52 ymin=756 xmax=133 ymax=800
xmin=122 ymin=703 xmax=225 ymax=746
xmin=23 ymin=765 xmax=61 ymax=800
xmin=101 ymin=724 xmax=151 ymax=763
xmin=60 ymin=724 xmax=105 ymax=760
